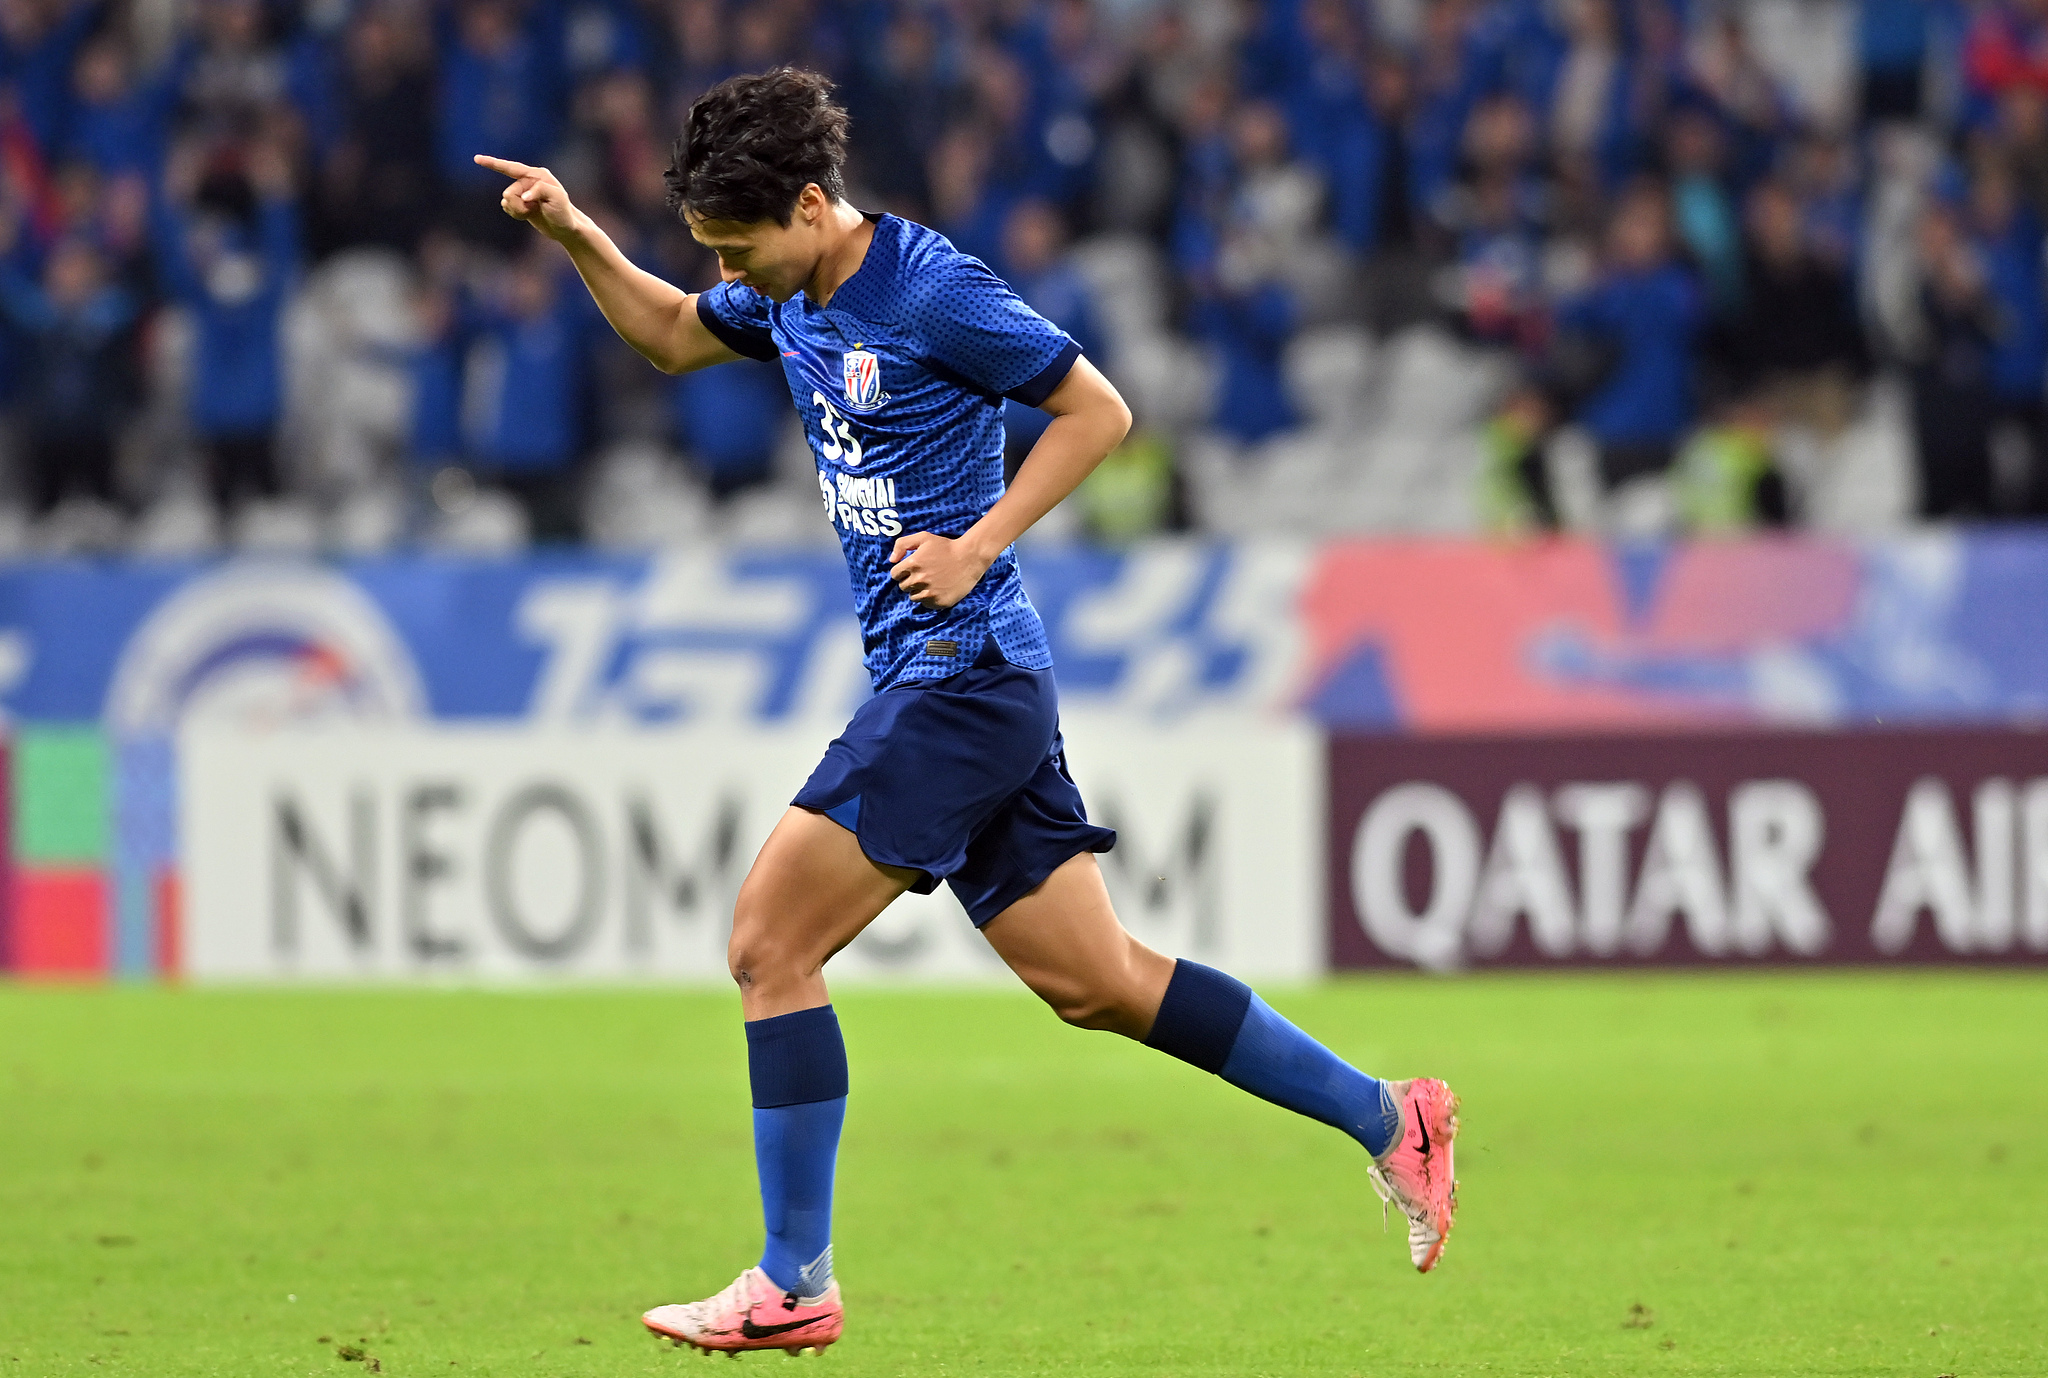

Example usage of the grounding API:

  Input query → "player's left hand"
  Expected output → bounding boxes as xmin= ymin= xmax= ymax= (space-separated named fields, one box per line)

xmin=888 ymin=531 xmax=990 ymax=612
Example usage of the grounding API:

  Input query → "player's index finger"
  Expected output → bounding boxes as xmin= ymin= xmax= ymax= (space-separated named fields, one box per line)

xmin=473 ymin=154 xmax=537 ymax=180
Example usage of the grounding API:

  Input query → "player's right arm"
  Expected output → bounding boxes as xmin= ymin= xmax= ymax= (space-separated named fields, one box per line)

xmin=474 ymin=154 xmax=738 ymax=375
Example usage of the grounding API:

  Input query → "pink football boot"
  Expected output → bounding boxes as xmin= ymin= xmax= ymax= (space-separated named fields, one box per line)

xmin=1367 ymin=1077 xmax=1460 ymax=1272
xmin=643 ymin=1266 xmax=843 ymax=1355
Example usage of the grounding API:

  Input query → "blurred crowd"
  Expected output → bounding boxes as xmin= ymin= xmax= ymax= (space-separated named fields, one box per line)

xmin=0 ymin=0 xmax=2043 ymax=549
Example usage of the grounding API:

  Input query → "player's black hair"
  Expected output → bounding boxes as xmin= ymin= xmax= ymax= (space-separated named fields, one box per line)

xmin=665 ymin=67 xmax=850 ymax=226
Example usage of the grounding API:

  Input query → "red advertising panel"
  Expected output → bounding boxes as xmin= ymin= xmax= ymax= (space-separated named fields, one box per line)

xmin=0 ymin=734 xmax=9 ymax=971
xmin=12 ymin=870 xmax=109 ymax=976
xmin=1328 ymin=729 xmax=2048 ymax=968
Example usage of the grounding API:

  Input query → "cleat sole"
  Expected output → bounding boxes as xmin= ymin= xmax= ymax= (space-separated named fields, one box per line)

xmin=1418 ymin=1085 xmax=1461 ymax=1273
xmin=643 ymin=1310 xmax=839 ymax=1358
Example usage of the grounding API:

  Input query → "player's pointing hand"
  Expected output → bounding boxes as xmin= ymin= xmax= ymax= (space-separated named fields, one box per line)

xmin=889 ymin=531 xmax=995 ymax=612
xmin=475 ymin=155 xmax=581 ymax=242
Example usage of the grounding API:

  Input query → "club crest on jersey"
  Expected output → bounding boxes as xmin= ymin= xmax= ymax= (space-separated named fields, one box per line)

xmin=841 ymin=347 xmax=887 ymax=412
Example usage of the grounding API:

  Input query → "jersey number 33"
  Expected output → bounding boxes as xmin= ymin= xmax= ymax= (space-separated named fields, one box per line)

xmin=811 ymin=391 xmax=864 ymax=467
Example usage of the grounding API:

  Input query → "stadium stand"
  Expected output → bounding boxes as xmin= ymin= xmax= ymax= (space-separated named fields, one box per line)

xmin=0 ymin=0 xmax=2029 ymax=548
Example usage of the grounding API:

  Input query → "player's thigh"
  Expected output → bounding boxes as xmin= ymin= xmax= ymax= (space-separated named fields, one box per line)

xmin=732 ymin=806 xmax=918 ymax=972
xmin=978 ymin=853 xmax=1174 ymax=1035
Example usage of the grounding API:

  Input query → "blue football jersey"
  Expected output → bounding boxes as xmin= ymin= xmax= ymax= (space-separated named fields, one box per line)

xmin=694 ymin=214 xmax=1081 ymax=691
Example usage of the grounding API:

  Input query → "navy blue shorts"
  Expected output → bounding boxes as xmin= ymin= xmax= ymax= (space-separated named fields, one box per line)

xmin=792 ymin=644 xmax=1116 ymax=926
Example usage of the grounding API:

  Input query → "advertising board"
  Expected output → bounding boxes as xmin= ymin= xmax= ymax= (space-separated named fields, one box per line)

xmin=21 ymin=529 xmax=2048 ymax=980
xmin=5 ymin=531 xmax=2048 ymax=733
xmin=181 ymin=715 xmax=1321 ymax=983
xmin=1328 ymin=729 xmax=2048 ymax=969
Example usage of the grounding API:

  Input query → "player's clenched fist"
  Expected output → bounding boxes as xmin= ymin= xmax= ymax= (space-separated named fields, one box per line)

xmin=474 ymin=155 xmax=581 ymax=241
xmin=888 ymin=531 xmax=994 ymax=612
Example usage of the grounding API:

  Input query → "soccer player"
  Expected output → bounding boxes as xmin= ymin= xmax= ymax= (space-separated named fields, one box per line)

xmin=477 ymin=67 xmax=1458 ymax=1357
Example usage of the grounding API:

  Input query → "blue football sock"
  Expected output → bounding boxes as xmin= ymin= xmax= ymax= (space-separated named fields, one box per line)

xmin=746 ymin=1005 xmax=848 ymax=1297
xmin=1143 ymin=960 xmax=1401 ymax=1158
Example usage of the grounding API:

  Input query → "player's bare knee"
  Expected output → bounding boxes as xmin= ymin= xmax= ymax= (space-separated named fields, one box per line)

xmin=726 ymin=902 xmax=809 ymax=990
xmin=727 ymin=930 xmax=812 ymax=991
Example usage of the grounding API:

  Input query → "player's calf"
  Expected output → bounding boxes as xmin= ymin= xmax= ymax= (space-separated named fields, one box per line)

xmin=1123 ymin=957 xmax=1462 ymax=1271
xmin=1028 ymin=958 xmax=1158 ymax=1035
xmin=980 ymin=860 xmax=1175 ymax=1040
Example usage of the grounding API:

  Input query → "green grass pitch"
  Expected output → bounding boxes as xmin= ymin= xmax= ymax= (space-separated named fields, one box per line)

xmin=2 ymin=973 xmax=2042 ymax=1377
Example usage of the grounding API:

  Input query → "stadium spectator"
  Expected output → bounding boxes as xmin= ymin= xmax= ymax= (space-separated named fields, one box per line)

xmin=1997 ymin=85 xmax=2048 ymax=224
xmin=0 ymin=229 xmax=139 ymax=513
xmin=1006 ymin=200 xmax=1103 ymax=349
xmin=1963 ymin=153 xmax=2048 ymax=504
xmin=673 ymin=357 xmax=784 ymax=499
xmin=0 ymin=0 xmax=2025 ymax=544
xmin=927 ymin=125 xmax=1011 ymax=273
xmin=726 ymin=1 xmax=791 ymax=75
xmin=64 ymin=33 xmax=180 ymax=176
xmin=1223 ymin=100 xmax=1328 ymax=293
xmin=1859 ymin=0 xmax=1937 ymax=123
xmin=1556 ymin=180 xmax=1705 ymax=491
xmin=457 ymin=247 xmax=592 ymax=540
xmin=1073 ymin=424 xmax=1185 ymax=542
xmin=1683 ymin=11 xmax=1793 ymax=187
xmin=1281 ymin=0 xmax=1370 ymax=190
xmin=999 ymin=198 xmax=1104 ymax=467
xmin=1193 ymin=274 xmax=1298 ymax=446
xmin=649 ymin=0 xmax=733 ymax=117
xmin=1087 ymin=4 xmax=1199 ymax=240
xmin=1543 ymin=0 xmax=1637 ymax=193
xmin=1664 ymin=104 xmax=1743 ymax=314
xmin=581 ymin=69 xmax=673 ymax=232
xmin=179 ymin=0 xmax=287 ymax=140
xmin=1966 ymin=0 xmax=2048 ymax=103
xmin=155 ymin=135 xmax=299 ymax=515
xmin=1716 ymin=177 xmax=1869 ymax=435
xmin=1440 ymin=93 xmax=1549 ymax=345
xmin=1908 ymin=201 xmax=2001 ymax=516
xmin=1787 ymin=132 xmax=1865 ymax=266
xmin=1445 ymin=166 xmax=1546 ymax=348
xmin=558 ymin=0 xmax=648 ymax=85
xmin=1 ymin=0 xmax=101 ymax=157
xmin=1670 ymin=394 xmax=1789 ymax=530
xmin=406 ymin=233 xmax=467 ymax=483
xmin=89 ymin=168 xmax=155 ymax=298
xmin=436 ymin=0 xmax=565 ymax=245
xmin=1348 ymin=47 xmax=1434 ymax=331
xmin=312 ymin=0 xmax=437 ymax=255
xmin=1184 ymin=101 xmax=1322 ymax=445
xmin=1168 ymin=71 xmax=1234 ymax=276
xmin=842 ymin=5 xmax=950 ymax=213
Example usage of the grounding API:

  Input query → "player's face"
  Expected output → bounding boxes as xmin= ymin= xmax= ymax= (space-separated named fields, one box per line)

xmin=687 ymin=188 xmax=829 ymax=302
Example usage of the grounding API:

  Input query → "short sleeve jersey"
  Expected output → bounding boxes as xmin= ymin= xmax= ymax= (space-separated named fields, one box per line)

xmin=695 ymin=214 xmax=1080 ymax=691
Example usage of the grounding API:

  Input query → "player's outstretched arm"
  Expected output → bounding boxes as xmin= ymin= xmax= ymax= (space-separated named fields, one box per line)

xmin=474 ymin=154 xmax=738 ymax=374
xmin=889 ymin=356 xmax=1131 ymax=611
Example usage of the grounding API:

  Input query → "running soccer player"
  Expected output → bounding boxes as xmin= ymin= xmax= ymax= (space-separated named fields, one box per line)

xmin=477 ymin=66 xmax=1457 ymax=1357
